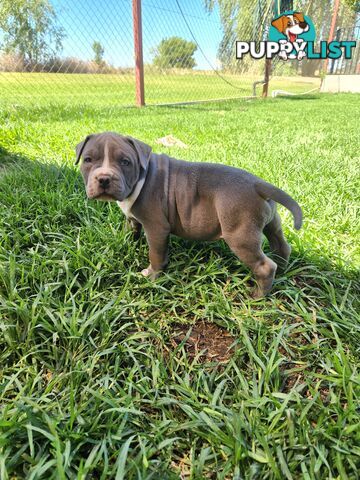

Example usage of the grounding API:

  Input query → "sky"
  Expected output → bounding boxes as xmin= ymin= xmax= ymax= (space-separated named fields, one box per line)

xmin=51 ymin=0 xmax=224 ymax=69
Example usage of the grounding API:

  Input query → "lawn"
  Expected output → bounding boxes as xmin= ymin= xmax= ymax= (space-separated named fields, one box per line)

xmin=0 ymin=89 xmax=359 ymax=479
xmin=0 ymin=71 xmax=320 ymax=107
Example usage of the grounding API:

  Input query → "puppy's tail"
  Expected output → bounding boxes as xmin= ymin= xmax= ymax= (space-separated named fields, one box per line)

xmin=255 ymin=182 xmax=303 ymax=230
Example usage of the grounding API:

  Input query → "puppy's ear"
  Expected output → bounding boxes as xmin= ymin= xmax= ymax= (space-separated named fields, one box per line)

xmin=293 ymin=12 xmax=305 ymax=23
xmin=127 ymin=137 xmax=152 ymax=171
xmin=75 ymin=134 xmax=93 ymax=165
xmin=271 ymin=15 xmax=287 ymax=34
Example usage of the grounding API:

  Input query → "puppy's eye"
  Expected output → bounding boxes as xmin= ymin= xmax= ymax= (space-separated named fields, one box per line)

xmin=84 ymin=157 xmax=92 ymax=163
xmin=119 ymin=158 xmax=130 ymax=166
xmin=287 ymin=21 xmax=292 ymax=26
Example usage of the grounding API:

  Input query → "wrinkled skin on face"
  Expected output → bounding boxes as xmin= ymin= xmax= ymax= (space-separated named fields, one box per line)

xmin=76 ymin=132 xmax=143 ymax=202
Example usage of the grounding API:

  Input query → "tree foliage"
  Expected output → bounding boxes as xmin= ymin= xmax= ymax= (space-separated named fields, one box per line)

xmin=152 ymin=36 xmax=197 ymax=69
xmin=205 ymin=0 xmax=268 ymax=71
xmin=342 ymin=0 xmax=360 ymax=11
xmin=0 ymin=0 xmax=64 ymax=67
xmin=92 ymin=41 xmax=105 ymax=66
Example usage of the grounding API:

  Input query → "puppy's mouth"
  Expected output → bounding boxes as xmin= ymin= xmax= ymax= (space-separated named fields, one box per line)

xmin=87 ymin=188 xmax=121 ymax=201
xmin=94 ymin=193 xmax=117 ymax=202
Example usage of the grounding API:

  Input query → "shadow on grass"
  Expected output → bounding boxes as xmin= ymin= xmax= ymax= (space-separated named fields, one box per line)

xmin=0 ymin=145 xmax=79 ymax=181
xmin=270 ymin=94 xmax=320 ymax=101
xmin=155 ymin=94 xmax=321 ymax=112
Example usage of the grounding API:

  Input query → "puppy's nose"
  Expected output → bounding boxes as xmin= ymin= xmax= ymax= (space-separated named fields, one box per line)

xmin=97 ymin=175 xmax=111 ymax=189
xmin=299 ymin=21 xmax=307 ymax=28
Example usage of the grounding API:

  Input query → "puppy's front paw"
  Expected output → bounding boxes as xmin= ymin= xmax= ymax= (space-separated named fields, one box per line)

xmin=251 ymin=288 xmax=265 ymax=300
xmin=141 ymin=266 xmax=160 ymax=280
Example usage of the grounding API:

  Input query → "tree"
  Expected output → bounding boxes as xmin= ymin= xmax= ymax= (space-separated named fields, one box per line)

xmin=92 ymin=41 xmax=105 ymax=66
xmin=342 ymin=0 xmax=360 ymax=11
xmin=0 ymin=0 xmax=64 ymax=68
xmin=152 ymin=36 xmax=197 ymax=69
xmin=205 ymin=0 xmax=264 ymax=71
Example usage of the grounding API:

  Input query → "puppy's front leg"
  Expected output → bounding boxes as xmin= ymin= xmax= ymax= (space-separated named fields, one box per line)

xmin=127 ymin=218 xmax=142 ymax=240
xmin=141 ymin=227 xmax=169 ymax=280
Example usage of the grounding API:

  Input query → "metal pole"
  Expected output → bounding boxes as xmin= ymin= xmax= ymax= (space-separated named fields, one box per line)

xmin=330 ymin=27 xmax=341 ymax=74
xmin=324 ymin=0 xmax=340 ymax=74
xmin=262 ymin=0 xmax=294 ymax=98
xmin=132 ymin=0 xmax=145 ymax=106
xmin=262 ymin=58 xmax=272 ymax=97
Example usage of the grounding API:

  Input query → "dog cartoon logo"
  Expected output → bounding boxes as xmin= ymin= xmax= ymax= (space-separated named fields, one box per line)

xmin=236 ymin=13 xmax=355 ymax=63
xmin=272 ymin=13 xmax=309 ymax=43
xmin=269 ymin=11 xmax=316 ymax=60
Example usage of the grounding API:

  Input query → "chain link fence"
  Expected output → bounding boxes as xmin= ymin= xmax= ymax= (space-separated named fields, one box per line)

xmin=0 ymin=0 xmax=358 ymax=107
xmin=329 ymin=20 xmax=360 ymax=74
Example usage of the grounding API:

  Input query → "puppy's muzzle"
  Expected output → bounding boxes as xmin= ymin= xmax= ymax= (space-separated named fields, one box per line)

xmin=96 ymin=174 xmax=111 ymax=190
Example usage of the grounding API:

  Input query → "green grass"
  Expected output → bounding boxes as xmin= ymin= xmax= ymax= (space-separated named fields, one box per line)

xmin=0 ymin=90 xmax=359 ymax=479
xmin=0 ymin=71 xmax=320 ymax=107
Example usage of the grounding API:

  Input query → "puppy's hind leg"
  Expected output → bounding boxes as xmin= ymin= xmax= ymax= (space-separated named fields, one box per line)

xmin=224 ymin=229 xmax=277 ymax=299
xmin=263 ymin=212 xmax=291 ymax=271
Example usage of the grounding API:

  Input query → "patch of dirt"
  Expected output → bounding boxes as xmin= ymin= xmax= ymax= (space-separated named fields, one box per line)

xmin=171 ymin=321 xmax=236 ymax=364
xmin=282 ymin=364 xmax=306 ymax=392
xmin=281 ymin=361 xmax=331 ymax=403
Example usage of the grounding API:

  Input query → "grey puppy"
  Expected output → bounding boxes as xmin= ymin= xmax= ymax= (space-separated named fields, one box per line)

xmin=75 ymin=132 xmax=302 ymax=298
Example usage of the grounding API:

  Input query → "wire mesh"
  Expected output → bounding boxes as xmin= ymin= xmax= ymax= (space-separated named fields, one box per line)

xmin=329 ymin=20 xmax=360 ymax=74
xmin=0 ymin=0 xmax=358 ymax=107
xmin=0 ymin=0 xmax=135 ymax=107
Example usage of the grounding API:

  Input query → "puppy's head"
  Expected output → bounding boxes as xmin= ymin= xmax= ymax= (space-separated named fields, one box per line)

xmin=75 ymin=132 xmax=151 ymax=202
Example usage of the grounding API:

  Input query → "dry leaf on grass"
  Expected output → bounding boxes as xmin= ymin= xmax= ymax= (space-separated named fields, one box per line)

xmin=156 ymin=134 xmax=188 ymax=148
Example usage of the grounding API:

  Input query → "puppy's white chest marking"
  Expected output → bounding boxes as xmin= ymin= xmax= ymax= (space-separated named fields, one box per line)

xmin=117 ymin=198 xmax=133 ymax=218
xmin=117 ymin=177 xmax=145 ymax=219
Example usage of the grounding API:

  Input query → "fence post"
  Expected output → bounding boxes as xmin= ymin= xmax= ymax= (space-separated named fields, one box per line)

xmin=132 ymin=0 xmax=145 ymax=106
xmin=330 ymin=28 xmax=341 ymax=74
xmin=324 ymin=0 xmax=340 ymax=74
xmin=262 ymin=59 xmax=272 ymax=97
xmin=262 ymin=1 xmax=294 ymax=98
